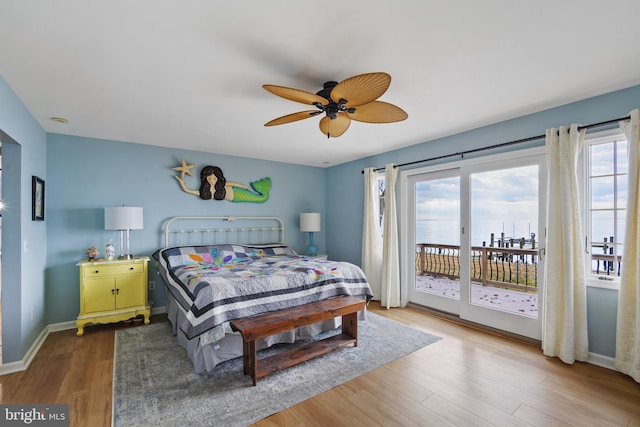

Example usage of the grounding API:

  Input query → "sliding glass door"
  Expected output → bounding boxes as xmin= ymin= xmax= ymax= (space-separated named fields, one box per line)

xmin=406 ymin=168 xmax=461 ymax=314
xmin=403 ymin=148 xmax=545 ymax=339
xmin=461 ymin=157 xmax=544 ymax=338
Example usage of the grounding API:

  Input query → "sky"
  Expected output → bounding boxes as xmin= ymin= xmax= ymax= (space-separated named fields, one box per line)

xmin=415 ymin=165 xmax=539 ymax=246
xmin=413 ymin=136 xmax=628 ymax=261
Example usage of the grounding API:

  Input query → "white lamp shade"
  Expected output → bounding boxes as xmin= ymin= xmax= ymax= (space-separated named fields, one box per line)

xmin=300 ymin=213 xmax=321 ymax=232
xmin=105 ymin=206 xmax=144 ymax=230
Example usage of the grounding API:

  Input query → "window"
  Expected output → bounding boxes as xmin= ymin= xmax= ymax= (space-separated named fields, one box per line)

xmin=584 ymin=130 xmax=628 ymax=286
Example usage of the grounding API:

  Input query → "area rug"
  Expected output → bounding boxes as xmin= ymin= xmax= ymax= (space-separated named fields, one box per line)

xmin=113 ymin=312 xmax=441 ymax=427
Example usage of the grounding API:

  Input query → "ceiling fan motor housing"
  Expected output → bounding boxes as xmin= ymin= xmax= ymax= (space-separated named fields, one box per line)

xmin=316 ymin=81 xmax=338 ymax=99
xmin=316 ymin=81 xmax=355 ymax=120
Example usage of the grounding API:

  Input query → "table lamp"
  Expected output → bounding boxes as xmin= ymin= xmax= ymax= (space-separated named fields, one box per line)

xmin=300 ymin=212 xmax=320 ymax=256
xmin=105 ymin=206 xmax=143 ymax=259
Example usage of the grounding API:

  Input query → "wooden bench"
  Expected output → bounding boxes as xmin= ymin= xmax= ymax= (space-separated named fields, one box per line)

xmin=230 ymin=296 xmax=365 ymax=386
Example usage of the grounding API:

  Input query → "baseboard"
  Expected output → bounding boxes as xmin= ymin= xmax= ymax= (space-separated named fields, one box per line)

xmin=151 ymin=305 xmax=166 ymax=315
xmin=0 ymin=324 xmax=48 ymax=376
xmin=48 ymin=320 xmax=77 ymax=333
xmin=0 ymin=307 xmax=168 ymax=376
xmin=588 ymin=352 xmax=616 ymax=370
xmin=0 ymin=360 xmax=26 ymax=376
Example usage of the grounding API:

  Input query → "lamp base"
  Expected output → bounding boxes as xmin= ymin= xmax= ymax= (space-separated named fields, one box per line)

xmin=117 ymin=229 xmax=133 ymax=260
xmin=305 ymin=231 xmax=318 ymax=256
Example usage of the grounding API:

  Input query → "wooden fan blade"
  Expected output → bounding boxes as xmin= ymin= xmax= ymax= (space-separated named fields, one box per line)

xmin=319 ymin=113 xmax=351 ymax=138
xmin=330 ymin=72 xmax=391 ymax=107
xmin=263 ymin=85 xmax=328 ymax=106
xmin=347 ymin=101 xmax=408 ymax=123
xmin=264 ymin=110 xmax=320 ymax=126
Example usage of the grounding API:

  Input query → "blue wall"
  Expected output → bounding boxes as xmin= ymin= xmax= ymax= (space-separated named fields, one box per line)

xmin=0 ymin=74 xmax=48 ymax=363
xmin=45 ymin=134 xmax=326 ymax=324
xmin=326 ymin=84 xmax=640 ymax=357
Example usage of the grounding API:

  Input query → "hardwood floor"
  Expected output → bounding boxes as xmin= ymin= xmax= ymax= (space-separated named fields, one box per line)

xmin=1 ymin=303 xmax=639 ymax=426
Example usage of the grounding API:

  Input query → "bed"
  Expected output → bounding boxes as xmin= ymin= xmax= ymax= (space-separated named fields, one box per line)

xmin=153 ymin=216 xmax=373 ymax=373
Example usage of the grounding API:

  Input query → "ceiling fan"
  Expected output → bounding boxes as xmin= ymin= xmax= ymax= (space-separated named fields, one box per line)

xmin=262 ymin=72 xmax=408 ymax=138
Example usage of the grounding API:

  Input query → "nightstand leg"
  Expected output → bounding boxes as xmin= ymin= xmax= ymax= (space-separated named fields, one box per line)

xmin=76 ymin=321 xmax=85 ymax=336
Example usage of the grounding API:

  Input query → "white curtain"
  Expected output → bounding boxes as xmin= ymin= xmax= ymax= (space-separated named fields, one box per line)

xmin=381 ymin=163 xmax=400 ymax=308
xmin=362 ymin=167 xmax=383 ymax=299
xmin=616 ymin=109 xmax=640 ymax=382
xmin=542 ymin=124 xmax=589 ymax=364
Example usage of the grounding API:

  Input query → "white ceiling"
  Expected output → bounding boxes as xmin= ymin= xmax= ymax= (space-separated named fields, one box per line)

xmin=1 ymin=1 xmax=640 ymax=167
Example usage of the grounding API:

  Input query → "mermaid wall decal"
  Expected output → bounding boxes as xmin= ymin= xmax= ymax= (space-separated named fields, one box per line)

xmin=172 ymin=159 xmax=271 ymax=203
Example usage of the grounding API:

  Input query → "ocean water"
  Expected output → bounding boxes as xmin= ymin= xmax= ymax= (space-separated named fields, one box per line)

xmin=415 ymin=218 xmax=538 ymax=247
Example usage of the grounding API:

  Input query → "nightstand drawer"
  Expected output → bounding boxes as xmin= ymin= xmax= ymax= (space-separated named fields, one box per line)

xmin=82 ymin=262 xmax=144 ymax=278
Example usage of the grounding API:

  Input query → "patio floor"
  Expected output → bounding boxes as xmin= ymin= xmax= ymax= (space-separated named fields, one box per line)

xmin=415 ymin=274 xmax=538 ymax=317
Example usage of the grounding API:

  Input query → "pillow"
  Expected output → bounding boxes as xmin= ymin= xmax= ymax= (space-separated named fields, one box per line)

xmin=158 ymin=245 xmax=238 ymax=269
xmin=243 ymin=244 xmax=298 ymax=256
xmin=156 ymin=243 xmax=296 ymax=269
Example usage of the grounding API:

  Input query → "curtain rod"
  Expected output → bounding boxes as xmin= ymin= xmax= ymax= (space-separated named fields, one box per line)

xmin=362 ymin=115 xmax=631 ymax=174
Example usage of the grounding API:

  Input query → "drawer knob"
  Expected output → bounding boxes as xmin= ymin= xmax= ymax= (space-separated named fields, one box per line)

xmin=94 ymin=270 xmax=99 ymax=274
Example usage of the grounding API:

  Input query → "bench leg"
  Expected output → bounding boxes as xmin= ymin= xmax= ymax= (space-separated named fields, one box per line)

xmin=242 ymin=340 xmax=249 ymax=375
xmin=245 ymin=340 xmax=257 ymax=386
xmin=341 ymin=311 xmax=359 ymax=346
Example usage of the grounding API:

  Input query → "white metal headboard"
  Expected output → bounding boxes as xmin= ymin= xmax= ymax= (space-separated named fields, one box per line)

xmin=163 ymin=216 xmax=286 ymax=247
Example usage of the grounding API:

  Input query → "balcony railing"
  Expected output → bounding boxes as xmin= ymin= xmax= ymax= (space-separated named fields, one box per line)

xmin=591 ymin=254 xmax=622 ymax=276
xmin=416 ymin=243 xmax=539 ymax=292
xmin=591 ymin=236 xmax=622 ymax=277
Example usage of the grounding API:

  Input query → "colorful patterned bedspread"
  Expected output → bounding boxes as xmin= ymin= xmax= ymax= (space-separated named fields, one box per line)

xmin=154 ymin=244 xmax=373 ymax=339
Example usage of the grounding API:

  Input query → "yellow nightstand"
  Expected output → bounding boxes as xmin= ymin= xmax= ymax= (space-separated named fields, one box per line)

xmin=76 ymin=256 xmax=151 ymax=336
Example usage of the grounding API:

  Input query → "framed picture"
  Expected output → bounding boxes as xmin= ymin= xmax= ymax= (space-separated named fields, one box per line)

xmin=32 ymin=176 xmax=45 ymax=221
